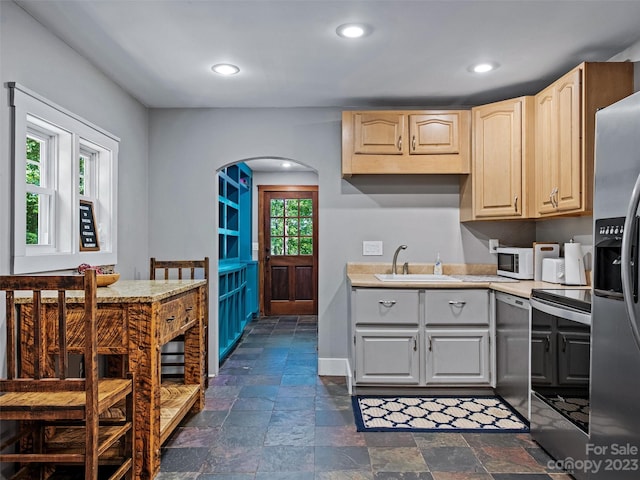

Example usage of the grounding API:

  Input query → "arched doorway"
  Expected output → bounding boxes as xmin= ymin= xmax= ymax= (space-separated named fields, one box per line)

xmin=215 ymin=157 xmax=319 ymax=366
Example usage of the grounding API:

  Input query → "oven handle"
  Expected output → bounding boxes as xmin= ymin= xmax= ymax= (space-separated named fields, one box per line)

xmin=622 ymin=171 xmax=640 ymax=352
xmin=529 ymin=298 xmax=591 ymax=326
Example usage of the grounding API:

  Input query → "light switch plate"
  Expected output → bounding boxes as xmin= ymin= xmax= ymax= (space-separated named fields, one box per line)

xmin=363 ymin=241 xmax=383 ymax=256
xmin=489 ymin=239 xmax=499 ymax=254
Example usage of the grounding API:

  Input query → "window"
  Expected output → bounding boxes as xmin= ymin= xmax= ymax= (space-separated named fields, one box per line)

xmin=269 ymin=197 xmax=313 ymax=256
xmin=25 ymin=131 xmax=54 ymax=246
xmin=11 ymin=83 xmax=118 ymax=273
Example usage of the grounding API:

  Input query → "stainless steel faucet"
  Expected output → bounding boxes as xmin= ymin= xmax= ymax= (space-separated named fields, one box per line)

xmin=392 ymin=244 xmax=407 ymax=275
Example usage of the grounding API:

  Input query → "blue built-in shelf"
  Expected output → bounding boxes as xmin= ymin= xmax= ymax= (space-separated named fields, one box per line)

xmin=218 ymin=162 xmax=258 ymax=361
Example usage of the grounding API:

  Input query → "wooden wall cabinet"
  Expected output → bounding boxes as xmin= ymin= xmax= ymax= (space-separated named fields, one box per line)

xmin=534 ymin=62 xmax=634 ymax=217
xmin=460 ymin=96 xmax=535 ymax=221
xmin=342 ymin=110 xmax=471 ymax=176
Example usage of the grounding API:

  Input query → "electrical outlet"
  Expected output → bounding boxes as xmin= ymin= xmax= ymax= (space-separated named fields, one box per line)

xmin=362 ymin=241 xmax=383 ymax=256
xmin=489 ymin=239 xmax=499 ymax=254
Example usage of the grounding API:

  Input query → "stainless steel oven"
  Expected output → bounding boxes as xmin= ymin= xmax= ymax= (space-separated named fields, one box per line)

xmin=529 ymin=288 xmax=591 ymax=480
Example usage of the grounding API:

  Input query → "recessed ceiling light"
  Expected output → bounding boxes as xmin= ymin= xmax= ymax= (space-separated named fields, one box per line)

xmin=336 ymin=23 xmax=371 ymax=39
xmin=469 ymin=62 xmax=499 ymax=74
xmin=211 ymin=63 xmax=240 ymax=75
xmin=282 ymin=161 xmax=292 ymax=168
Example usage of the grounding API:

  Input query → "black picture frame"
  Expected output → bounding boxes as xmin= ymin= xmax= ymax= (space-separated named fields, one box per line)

xmin=79 ymin=200 xmax=100 ymax=251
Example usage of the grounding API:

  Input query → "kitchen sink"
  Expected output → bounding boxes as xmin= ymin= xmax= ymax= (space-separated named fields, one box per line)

xmin=374 ymin=274 xmax=462 ymax=282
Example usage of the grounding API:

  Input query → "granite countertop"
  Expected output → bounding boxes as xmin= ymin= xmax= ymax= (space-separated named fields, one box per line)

xmin=347 ymin=263 xmax=589 ymax=299
xmin=14 ymin=279 xmax=206 ymax=304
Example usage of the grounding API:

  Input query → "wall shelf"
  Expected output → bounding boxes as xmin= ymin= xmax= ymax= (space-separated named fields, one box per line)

xmin=217 ymin=162 xmax=258 ymax=361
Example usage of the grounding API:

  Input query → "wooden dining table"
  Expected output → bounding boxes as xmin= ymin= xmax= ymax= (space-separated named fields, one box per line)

xmin=15 ymin=279 xmax=207 ymax=480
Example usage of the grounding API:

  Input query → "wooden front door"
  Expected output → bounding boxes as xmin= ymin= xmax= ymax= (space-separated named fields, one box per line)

xmin=259 ymin=185 xmax=318 ymax=316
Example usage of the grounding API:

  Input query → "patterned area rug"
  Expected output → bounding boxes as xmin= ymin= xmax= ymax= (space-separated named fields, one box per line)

xmin=352 ymin=395 xmax=529 ymax=433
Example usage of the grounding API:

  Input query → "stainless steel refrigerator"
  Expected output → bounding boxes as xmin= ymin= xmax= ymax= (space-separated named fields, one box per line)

xmin=591 ymin=90 xmax=640 ymax=479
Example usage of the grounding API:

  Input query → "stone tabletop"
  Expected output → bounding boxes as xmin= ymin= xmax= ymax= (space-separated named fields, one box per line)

xmin=13 ymin=279 xmax=206 ymax=304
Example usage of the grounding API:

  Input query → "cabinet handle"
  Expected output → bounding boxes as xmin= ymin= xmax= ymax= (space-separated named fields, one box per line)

xmin=378 ymin=300 xmax=396 ymax=307
xmin=413 ymin=337 xmax=417 ymax=351
xmin=514 ymin=194 xmax=518 ymax=212
xmin=448 ymin=300 xmax=466 ymax=307
xmin=166 ymin=316 xmax=176 ymax=323
xmin=412 ymin=135 xmax=416 ymax=151
xmin=397 ymin=136 xmax=402 ymax=151
xmin=428 ymin=335 xmax=432 ymax=351
xmin=544 ymin=335 xmax=550 ymax=352
xmin=561 ymin=334 xmax=567 ymax=353
xmin=185 ymin=306 xmax=194 ymax=312
xmin=550 ymin=187 xmax=558 ymax=208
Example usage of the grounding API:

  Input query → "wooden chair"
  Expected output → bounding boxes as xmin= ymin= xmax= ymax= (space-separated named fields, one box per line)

xmin=150 ymin=257 xmax=209 ymax=386
xmin=0 ymin=270 xmax=135 ymax=480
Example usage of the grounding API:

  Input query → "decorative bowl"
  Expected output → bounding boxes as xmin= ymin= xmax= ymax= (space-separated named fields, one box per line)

xmin=96 ymin=273 xmax=120 ymax=287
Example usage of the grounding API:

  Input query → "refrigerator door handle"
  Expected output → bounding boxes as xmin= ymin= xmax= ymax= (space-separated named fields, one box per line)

xmin=622 ymin=171 xmax=640 ymax=352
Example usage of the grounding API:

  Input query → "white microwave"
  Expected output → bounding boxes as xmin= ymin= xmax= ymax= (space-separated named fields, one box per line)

xmin=497 ymin=247 xmax=534 ymax=279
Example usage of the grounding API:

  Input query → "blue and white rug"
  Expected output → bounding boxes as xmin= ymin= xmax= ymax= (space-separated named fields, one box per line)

xmin=352 ymin=395 xmax=529 ymax=433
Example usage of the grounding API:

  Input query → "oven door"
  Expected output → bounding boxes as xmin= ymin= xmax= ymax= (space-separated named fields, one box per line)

xmin=529 ymin=296 xmax=591 ymax=480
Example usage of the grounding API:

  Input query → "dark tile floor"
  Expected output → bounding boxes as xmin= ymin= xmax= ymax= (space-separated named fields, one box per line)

xmin=158 ymin=315 xmax=574 ymax=480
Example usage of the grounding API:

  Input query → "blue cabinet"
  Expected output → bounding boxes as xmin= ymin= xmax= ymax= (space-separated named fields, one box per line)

xmin=218 ymin=163 xmax=257 ymax=361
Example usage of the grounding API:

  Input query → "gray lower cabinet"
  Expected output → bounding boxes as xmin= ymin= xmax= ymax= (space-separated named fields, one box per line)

xmin=425 ymin=329 xmax=490 ymax=384
xmin=424 ymin=289 xmax=491 ymax=385
xmin=354 ymin=328 xmax=420 ymax=384
xmin=350 ymin=287 xmax=492 ymax=387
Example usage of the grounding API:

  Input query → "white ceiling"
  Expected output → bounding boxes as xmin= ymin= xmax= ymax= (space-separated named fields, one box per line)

xmin=15 ymin=0 xmax=640 ymax=109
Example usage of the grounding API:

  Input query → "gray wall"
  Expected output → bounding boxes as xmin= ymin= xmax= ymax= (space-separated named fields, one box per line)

xmin=0 ymin=1 xmax=150 ymax=279
xmin=0 ymin=2 xmax=150 ymax=379
xmin=148 ymin=108 xmax=537 ymax=374
xmin=0 ymin=4 xmax=149 ymax=479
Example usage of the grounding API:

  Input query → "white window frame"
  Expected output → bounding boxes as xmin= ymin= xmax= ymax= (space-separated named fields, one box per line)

xmin=11 ymin=83 xmax=118 ymax=274
xmin=25 ymin=127 xmax=56 ymax=249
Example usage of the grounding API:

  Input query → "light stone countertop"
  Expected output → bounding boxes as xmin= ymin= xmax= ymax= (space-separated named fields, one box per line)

xmin=14 ymin=279 xmax=206 ymax=304
xmin=347 ymin=263 xmax=589 ymax=299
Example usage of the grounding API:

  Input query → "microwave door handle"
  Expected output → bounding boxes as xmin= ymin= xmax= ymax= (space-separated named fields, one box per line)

xmin=622 ymin=171 xmax=640 ymax=352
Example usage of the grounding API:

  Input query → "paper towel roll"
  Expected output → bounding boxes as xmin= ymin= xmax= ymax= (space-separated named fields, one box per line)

xmin=564 ymin=242 xmax=587 ymax=285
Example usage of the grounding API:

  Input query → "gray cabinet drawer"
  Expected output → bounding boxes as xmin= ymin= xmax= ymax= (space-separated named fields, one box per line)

xmin=353 ymin=288 xmax=419 ymax=325
xmin=425 ymin=289 xmax=488 ymax=326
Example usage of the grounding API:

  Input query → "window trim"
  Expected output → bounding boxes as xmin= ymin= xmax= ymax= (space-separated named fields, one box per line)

xmin=10 ymin=82 xmax=119 ymax=274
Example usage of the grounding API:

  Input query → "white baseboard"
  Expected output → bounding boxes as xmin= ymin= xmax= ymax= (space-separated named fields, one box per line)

xmin=318 ymin=357 xmax=352 ymax=394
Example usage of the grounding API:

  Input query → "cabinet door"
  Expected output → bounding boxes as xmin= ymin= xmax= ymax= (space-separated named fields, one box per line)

xmin=555 ymin=68 xmax=582 ymax=212
xmin=353 ymin=112 xmax=405 ymax=155
xmin=355 ymin=328 xmax=420 ymax=384
xmin=424 ymin=329 xmax=490 ymax=385
xmin=530 ymin=330 xmax=554 ymax=385
xmin=557 ymin=330 xmax=590 ymax=385
xmin=409 ymin=113 xmax=459 ymax=155
xmin=535 ymin=83 xmax=558 ymax=215
xmin=472 ymin=99 xmax=524 ymax=218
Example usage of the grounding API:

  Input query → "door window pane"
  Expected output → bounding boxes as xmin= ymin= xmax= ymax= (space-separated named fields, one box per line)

xmin=286 ymin=218 xmax=299 ymax=235
xmin=286 ymin=237 xmax=299 ymax=255
xmin=271 ymin=237 xmax=284 ymax=255
xmin=270 ymin=218 xmax=284 ymax=236
xmin=285 ymin=199 xmax=299 ymax=217
xmin=300 ymin=237 xmax=313 ymax=255
xmin=300 ymin=217 xmax=312 ymax=236
xmin=270 ymin=199 xmax=284 ymax=217
xmin=299 ymin=198 xmax=312 ymax=216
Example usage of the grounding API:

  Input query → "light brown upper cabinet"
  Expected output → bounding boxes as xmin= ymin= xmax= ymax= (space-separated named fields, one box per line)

xmin=460 ymin=96 xmax=535 ymax=221
xmin=342 ymin=110 xmax=471 ymax=176
xmin=534 ymin=62 xmax=633 ymax=218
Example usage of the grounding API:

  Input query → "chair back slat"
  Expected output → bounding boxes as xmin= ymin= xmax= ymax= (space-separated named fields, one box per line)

xmin=33 ymin=290 xmax=43 ymax=380
xmin=58 ymin=290 xmax=67 ymax=379
xmin=150 ymin=257 xmax=209 ymax=282
xmin=6 ymin=291 xmax=15 ymax=380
